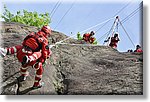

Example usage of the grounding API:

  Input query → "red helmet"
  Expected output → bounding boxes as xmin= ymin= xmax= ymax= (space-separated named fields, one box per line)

xmin=41 ymin=25 xmax=51 ymax=36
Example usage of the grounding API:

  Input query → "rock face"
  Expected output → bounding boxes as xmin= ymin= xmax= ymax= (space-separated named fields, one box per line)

xmin=0 ymin=22 xmax=143 ymax=95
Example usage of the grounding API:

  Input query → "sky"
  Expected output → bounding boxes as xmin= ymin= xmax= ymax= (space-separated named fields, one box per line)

xmin=0 ymin=0 xmax=143 ymax=52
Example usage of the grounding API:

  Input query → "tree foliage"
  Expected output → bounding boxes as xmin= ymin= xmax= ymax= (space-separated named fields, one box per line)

xmin=1 ymin=5 xmax=51 ymax=28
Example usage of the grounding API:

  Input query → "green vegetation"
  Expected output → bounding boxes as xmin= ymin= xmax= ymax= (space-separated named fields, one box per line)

xmin=77 ymin=32 xmax=83 ymax=40
xmin=1 ymin=5 xmax=51 ymax=28
xmin=93 ymin=40 xmax=98 ymax=45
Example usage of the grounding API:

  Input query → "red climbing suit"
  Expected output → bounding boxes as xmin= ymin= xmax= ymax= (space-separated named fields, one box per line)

xmin=89 ymin=37 xmax=95 ymax=44
xmin=83 ymin=33 xmax=95 ymax=44
xmin=134 ymin=48 xmax=143 ymax=53
xmin=136 ymin=49 xmax=143 ymax=52
xmin=134 ymin=45 xmax=143 ymax=53
xmin=109 ymin=36 xmax=120 ymax=48
xmin=6 ymin=25 xmax=52 ymax=87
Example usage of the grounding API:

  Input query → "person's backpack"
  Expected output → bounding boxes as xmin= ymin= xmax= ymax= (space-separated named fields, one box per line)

xmin=22 ymin=32 xmax=44 ymax=52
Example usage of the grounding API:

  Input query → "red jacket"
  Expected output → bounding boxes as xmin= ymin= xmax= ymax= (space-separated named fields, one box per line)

xmin=134 ymin=48 xmax=143 ymax=53
xmin=83 ymin=33 xmax=95 ymax=44
xmin=83 ymin=33 xmax=90 ymax=42
xmin=89 ymin=37 xmax=95 ymax=44
xmin=109 ymin=37 xmax=120 ymax=47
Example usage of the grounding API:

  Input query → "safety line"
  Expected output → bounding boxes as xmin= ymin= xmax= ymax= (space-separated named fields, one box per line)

xmin=97 ymin=17 xmax=118 ymax=43
xmin=95 ymin=0 xmax=132 ymax=35
xmin=48 ymin=17 xmax=116 ymax=48
xmin=97 ymin=3 xmax=142 ymax=43
xmin=51 ymin=1 xmax=61 ymax=19
xmin=53 ymin=1 xmax=133 ymax=47
xmin=51 ymin=1 xmax=141 ymax=48
xmin=97 ymin=31 xmax=109 ymax=42
xmin=119 ymin=19 xmax=135 ymax=47
xmin=121 ymin=5 xmax=142 ymax=24
xmin=54 ymin=1 xmax=75 ymax=30
xmin=50 ymin=0 xmax=60 ymax=16
xmin=80 ymin=17 xmax=115 ymax=34
xmin=113 ymin=0 xmax=132 ymax=17
xmin=54 ymin=17 xmax=115 ymax=45
xmin=53 ymin=42 xmax=107 ymax=47
xmin=95 ymin=20 xmax=110 ymax=33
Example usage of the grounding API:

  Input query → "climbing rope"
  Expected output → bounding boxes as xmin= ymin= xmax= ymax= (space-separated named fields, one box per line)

xmin=97 ymin=3 xmax=142 ymax=44
xmin=50 ymin=1 xmax=142 ymax=48
xmin=50 ymin=1 xmax=61 ymax=19
xmin=50 ymin=1 xmax=60 ymax=16
xmin=80 ymin=17 xmax=115 ymax=34
xmin=95 ymin=0 xmax=132 ymax=35
xmin=54 ymin=1 xmax=75 ymax=30
xmin=121 ymin=4 xmax=142 ymax=24
xmin=113 ymin=0 xmax=132 ymax=17
xmin=95 ymin=20 xmax=110 ymax=33
xmin=96 ymin=16 xmax=119 ymax=45
xmin=49 ymin=17 xmax=115 ymax=48
xmin=55 ymin=42 xmax=106 ymax=47
xmin=118 ymin=19 xmax=135 ymax=47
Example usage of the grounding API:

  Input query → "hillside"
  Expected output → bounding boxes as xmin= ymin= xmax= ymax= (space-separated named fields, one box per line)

xmin=0 ymin=22 xmax=143 ymax=95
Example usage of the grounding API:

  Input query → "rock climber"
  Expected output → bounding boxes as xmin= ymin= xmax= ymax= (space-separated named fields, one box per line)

xmin=134 ymin=45 xmax=143 ymax=53
xmin=0 ymin=25 xmax=52 ymax=89
xmin=82 ymin=31 xmax=96 ymax=44
xmin=77 ymin=32 xmax=82 ymax=40
xmin=109 ymin=32 xmax=120 ymax=49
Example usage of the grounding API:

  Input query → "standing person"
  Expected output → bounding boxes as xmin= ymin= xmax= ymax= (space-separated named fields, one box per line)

xmin=82 ymin=31 xmax=96 ymax=44
xmin=0 ymin=25 xmax=52 ymax=89
xmin=77 ymin=32 xmax=82 ymax=40
xmin=134 ymin=45 xmax=143 ymax=53
xmin=109 ymin=32 xmax=120 ymax=49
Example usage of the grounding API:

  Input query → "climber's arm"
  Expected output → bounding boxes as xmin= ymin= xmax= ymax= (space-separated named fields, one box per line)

xmin=0 ymin=45 xmax=23 ymax=57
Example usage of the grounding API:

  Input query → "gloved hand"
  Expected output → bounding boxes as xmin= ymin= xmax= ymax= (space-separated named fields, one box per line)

xmin=0 ymin=47 xmax=7 ymax=58
xmin=55 ymin=41 xmax=62 ymax=45
xmin=49 ymin=45 xmax=55 ymax=48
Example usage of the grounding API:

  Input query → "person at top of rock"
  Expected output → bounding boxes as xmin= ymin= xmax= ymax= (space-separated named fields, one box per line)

xmin=109 ymin=32 xmax=120 ymax=49
xmin=134 ymin=45 xmax=143 ymax=53
xmin=82 ymin=31 xmax=96 ymax=44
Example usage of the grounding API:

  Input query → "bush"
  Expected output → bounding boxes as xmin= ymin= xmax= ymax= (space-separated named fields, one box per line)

xmin=1 ymin=5 xmax=51 ymax=28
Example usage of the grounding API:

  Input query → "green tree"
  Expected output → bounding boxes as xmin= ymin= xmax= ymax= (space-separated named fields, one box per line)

xmin=1 ymin=5 xmax=51 ymax=28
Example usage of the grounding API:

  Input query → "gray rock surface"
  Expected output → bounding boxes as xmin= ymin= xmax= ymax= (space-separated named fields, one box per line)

xmin=0 ymin=22 xmax=143 ymax=95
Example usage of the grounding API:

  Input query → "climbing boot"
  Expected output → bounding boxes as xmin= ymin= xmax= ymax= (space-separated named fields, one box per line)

xmin=18 ymin=75 xmax=27 ymax=82
xmin=32 ymin=82 xmax=44 ymax=89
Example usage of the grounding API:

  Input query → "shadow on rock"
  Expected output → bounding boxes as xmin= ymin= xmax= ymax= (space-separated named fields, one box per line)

xmin=17 ymin=87 xmax=34 ymax=95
